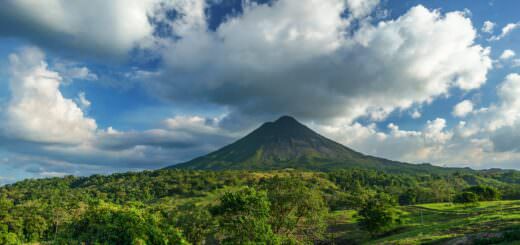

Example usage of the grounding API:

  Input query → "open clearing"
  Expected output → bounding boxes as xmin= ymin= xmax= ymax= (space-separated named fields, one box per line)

xmin=329 ymin=200 xmax=520 ymax=244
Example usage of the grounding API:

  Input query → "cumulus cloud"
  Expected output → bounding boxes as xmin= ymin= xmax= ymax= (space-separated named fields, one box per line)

xmin=482 ymin=74 xmax=520 ymax=153
xmin=76 ymin=92 xmax=91 ymax=110
xmin=345 ymin=0 xmax=380 ymax=19
xmin=315 ymin=113 xmax=520 ymax=169
xmin=94 ymin=116 xmax=233 ymax=152
xmin=499 ymin=49 xmax=516 ymax=60
xmin=0 ymin=48 xmax=237 ymax=179
xmin=410 ymin=110 xmax=422 ymax=119
xmin=307 ymin=73 xmax=520 ymax=169
xmin=481 ymin=20 xmax=495 ymax=33
xmin=513 ymin=59 xmax=520 ymax=68
xmin=2 ymin=47 xmax=97 ymax=144
xmin=152 ymin=3 xmax=491 ymax=125
xmin=0 ymin=0 xmax=163 ymax=58
xmin=3 ymin=1 xmax=519 ymax=179
xmin=487 ymin=74 xmax=520 ymax=131
xmin=316 ymin=118 xmax=456 ymax=164
xmin=453 ymin=100 xmax=474 ymax=117
xmin=489 ymin=22 xmax=520 ymax=41
xmin=53 ymin=62 xmax=98 ymax=81
xmin=40 ymin=114 xmax=236 ymax=169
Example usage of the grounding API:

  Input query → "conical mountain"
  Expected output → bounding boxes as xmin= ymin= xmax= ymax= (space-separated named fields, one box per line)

xmin=171 ymin=116 xmax=468 ymax=173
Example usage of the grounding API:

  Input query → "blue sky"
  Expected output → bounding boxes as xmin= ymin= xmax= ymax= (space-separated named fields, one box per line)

xmin=1 ymin=0 xmax=520 ymax=184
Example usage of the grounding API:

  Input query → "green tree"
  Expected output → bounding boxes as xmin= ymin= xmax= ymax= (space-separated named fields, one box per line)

xmin=453 ymin=191 xmax=479 ymax=204
xmin=0 ymin=225 xmax=20 ymax=245
xmin=398 ymin=189 xmax=417 ymax=205
xmin=176 ymin=203 xmax=214 ymax=244
xmin=262 ymin=176 xmax=328 ymax=243
xmin=67 ymin=202 xmax=188 ymax=245
xmin=463 ymin=186 xmax=500 ymax=201
xmin=211 ymin=187 xmax=279 ymax=244
xmin=358 ymin=193 xmax=399 ymax=235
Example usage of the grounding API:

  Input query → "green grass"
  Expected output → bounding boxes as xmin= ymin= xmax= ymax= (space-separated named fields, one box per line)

xmin=328 ymin=200 xmax=520 ymax=244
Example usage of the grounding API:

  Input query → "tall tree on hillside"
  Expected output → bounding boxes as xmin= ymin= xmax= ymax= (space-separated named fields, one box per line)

xmin=261 ymin=176 xmax=328 ymax=243
xmin=211 ymin=187 xmax=279 ymax=244
xmin=358 ymin=193 xmax=400 ymax=235
xmin=176 ymin=203 xmax=214 ymax=244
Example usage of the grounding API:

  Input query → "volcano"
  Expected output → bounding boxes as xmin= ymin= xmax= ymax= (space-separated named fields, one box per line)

xmin=170 ymin=116 xmax=469 ymax=173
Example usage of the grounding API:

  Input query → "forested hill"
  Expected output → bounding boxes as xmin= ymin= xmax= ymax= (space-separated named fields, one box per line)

xmin=1 ymin=168 xmax=520 ymax=244
xmin=171 ymin=116 xmax=475 ymax=174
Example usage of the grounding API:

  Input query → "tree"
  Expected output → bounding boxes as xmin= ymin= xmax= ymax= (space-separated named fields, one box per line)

xmin=358 ymin=193 xmax=399 ymax=235
xmin=67 ymin=202 xmax=188 ymax=245
xmin=0 ymin=225 xmax=20 ymax=245
xmin=211 ymin=187 xmax=279 ymax=244
xmin=463 ymin=186 xmax=500 ymax=201
xmin=430 ymin=179 xmax=454 ymax=202
xmin=176 ymin=203 xmax=214 ymax=244
xmin=398 ymin=189 xmax=417 ymax=205
xmin=453 ymin=191 xmax=479 ymax=204
xmin=262 ymin=176 xmax=328 ymax=243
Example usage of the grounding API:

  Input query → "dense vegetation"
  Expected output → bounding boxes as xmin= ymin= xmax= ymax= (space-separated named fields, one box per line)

xmin=1 ymin=168 xmax=520 ymax=244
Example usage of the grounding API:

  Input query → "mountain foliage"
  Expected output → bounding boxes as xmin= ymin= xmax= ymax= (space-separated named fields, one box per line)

xmin=1 ymin=168 xmax=519 ymax=244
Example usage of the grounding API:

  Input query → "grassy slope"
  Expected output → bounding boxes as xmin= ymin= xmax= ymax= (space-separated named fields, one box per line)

xmin=328 ymin=200 xmax=520 ymax=244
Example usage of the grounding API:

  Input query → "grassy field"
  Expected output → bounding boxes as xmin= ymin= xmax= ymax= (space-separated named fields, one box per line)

xmin=328 ymin=200 xmax=520 ymax=244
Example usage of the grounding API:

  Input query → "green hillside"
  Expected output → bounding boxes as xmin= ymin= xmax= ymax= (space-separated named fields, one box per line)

xmin=171 ymin=116 xmax=472 ymax=174
xmin=1 ymin=169 xmax=520 ymax=244
xmin=329 ymin=200 xmax=520 ymax=244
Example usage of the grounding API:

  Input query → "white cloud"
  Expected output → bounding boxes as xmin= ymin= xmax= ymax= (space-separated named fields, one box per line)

xmin=154 ymin=3 xmax=491 ymax=125
xmin=4 ymin=2 xmax=520 ymax=175
xmin=429 ymin=74 xmax=520 ymax=158
xmin=3 ymin=47 xmax=97 ymax=144
xmin=164 ymin=115 xmax=223 ymax=134
xmin=500 ymin=49 xmax=516 ymax=60
xmin=76 ymin=92 xmax=91 ymax=110
xmin=345 ymin=0 xmax=380 ymax=19
xmin=488 ymin=73 xmax=520 ymax=131
xmin=316 ymin=118 xmax=455 ymax=164
xmin=410 ymin=110 xmax=422 ymax=119
xmin=481 ymin=20 xmax=495 ymax=33
xmin=424 ymin=118 xmax=453 ymax=143
xmin=512 ymin=59 xmax=520 ymax=68
xmin=0 ymin=0 xmax=165 ymax=58
xmin=489 ymin=22 xmax=520 ymax=41
xmin=53 ymin=62 xmax=98 ymax=81
xmin=453 ymin=100 xmax=474 ymax=117
xmin=94 ymin=115 xmax=234 ymax=152
xmin=0 ymin=47 xmax=238 ymax=174
xmin=310 ymin=72 xmax=520 ymax=169
xmin=314 ymin=114 xmax=520 ymax=169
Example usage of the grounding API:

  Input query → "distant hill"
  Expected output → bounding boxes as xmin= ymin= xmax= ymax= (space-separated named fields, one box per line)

xmin=170 ymin=116 xmax=471 ymax=174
